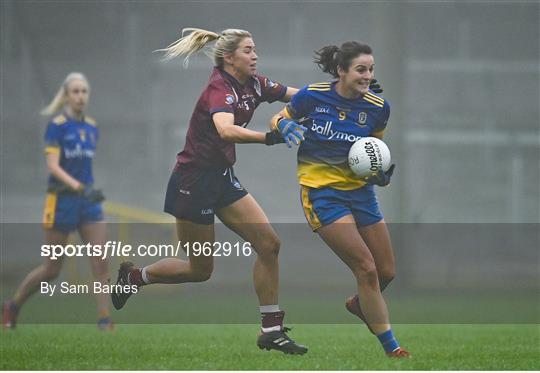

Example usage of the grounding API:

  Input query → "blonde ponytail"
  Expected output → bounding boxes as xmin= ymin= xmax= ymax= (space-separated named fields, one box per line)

xmin=40 ymin=72 xmax=89 ymax=116
xmin=157 ymin=27 xmax=252 ymax=68
xmin=156 ymin=28 xmax=220 ymax=68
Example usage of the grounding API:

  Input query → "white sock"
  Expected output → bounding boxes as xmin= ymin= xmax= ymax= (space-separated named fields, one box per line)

xmin=141 ymin=266 xmax=150 ymax=284
xmin=260 ymin=304 xmax=280 ymax=313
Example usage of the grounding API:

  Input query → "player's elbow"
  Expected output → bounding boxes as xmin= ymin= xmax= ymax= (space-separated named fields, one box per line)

xmin=46 ymin=162 xmax=59 ymax=175
xmin=216 ymin=126 xmax=236 ymax=142
xmin=218 ymin=132 xmax=233 ymax=142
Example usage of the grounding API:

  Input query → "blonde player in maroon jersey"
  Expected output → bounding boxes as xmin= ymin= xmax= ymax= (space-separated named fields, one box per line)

xmin=111 ymin=28 xmax=308 ymax=354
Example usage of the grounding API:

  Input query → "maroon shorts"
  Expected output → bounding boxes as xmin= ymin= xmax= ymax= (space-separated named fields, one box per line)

xmin=164 ymin=166 xmax=248 ymax=224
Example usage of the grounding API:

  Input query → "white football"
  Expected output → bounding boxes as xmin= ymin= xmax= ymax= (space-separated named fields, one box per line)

xmin=348 ymin=137 xmax=391 ymax=177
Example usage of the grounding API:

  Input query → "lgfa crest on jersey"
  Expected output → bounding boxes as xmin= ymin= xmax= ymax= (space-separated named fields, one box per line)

xmin=225 ymin=94 xmax=235 ymax=105
xmin=358 ymin=112 xmax=368 ymax=126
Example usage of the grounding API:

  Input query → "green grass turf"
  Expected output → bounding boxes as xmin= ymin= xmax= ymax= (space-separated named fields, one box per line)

xmin=1 ymin=324 xmax=539 ymax=370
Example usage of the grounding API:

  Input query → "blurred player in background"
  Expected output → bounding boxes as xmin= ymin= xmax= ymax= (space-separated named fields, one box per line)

xmin=2 ymin=72 xmax=112 ymax=330
xmin=270 ymin=41 xmax=409 ymax=358
xmin=111 ymin=28 xmax=308 ymax=354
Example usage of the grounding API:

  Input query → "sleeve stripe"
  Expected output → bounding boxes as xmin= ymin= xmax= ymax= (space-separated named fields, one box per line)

xmin=307 ymin=87 xmax=331 ymax=91
xmin=308 ymin=82 xmax=331 ymax=87
xmin=45 ymin=146 xmax=60 ymax=154
xmin=371 ymin=129 xmax=385 ymax=139
xmin=363 ymin=96 xmax=384 ymax=108
xmin=284 ymin=106 xmax=294 ymax=119
xmin=209 ymin=108 xmax=234 ymax=115
xmin=364 ymin=92 xmax=384 ymax=105
xmin=277 ymin=85 xmax=287 ymax=100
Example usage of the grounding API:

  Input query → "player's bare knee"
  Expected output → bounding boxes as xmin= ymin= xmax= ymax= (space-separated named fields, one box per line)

xmin=255 ymin=234 xmax=280 ymax=259
xmin=353 ymin=260 xmax=379 ymax=288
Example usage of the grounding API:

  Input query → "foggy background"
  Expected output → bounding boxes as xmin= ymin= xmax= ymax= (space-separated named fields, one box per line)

xmin=1 ymin=1 xmax=538 ymax=323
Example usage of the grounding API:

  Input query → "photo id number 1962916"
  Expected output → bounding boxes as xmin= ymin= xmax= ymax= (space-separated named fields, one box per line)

xmin=184 ymin=241 xmax=253 ymax=257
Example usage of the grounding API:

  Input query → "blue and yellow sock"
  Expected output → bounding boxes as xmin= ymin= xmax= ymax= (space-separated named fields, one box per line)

xmin=377 ymin=329 xmax=400 ymax=353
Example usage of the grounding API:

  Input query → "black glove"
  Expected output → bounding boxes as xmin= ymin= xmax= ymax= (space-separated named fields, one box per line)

xmin=364 ymin=164 xmax=395 ymax=187
xmin=369 ymin=79 xmax=383 ymax=94
xmin=81 ymin=185 xmax=105 ymax=203
xmin=265 ymin=130 xmax=286 ymax=146
xmin=48 ymin=184 xmax=105 ymax=203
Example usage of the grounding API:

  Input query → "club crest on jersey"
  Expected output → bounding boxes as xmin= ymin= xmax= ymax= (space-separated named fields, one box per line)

xmin=79 ymin=129 xmax=86 ymax=142
xmin=225 ymin=94 xmax=235 ymax=105
xmin=358 ymin=112 xmax=368 ymax=126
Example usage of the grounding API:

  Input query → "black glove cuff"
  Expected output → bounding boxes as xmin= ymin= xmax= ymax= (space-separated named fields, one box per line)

xmin=265 ymin=130 xmax=285 ymax=146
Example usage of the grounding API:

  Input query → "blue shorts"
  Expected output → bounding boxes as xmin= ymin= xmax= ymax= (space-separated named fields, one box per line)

xmin=42 ymin=192 xmax=104 ymax=233
xmin=164 ymin=166 xmax=248 ymax=225
xmin=300 ymin=185 xmax=383 ymax=231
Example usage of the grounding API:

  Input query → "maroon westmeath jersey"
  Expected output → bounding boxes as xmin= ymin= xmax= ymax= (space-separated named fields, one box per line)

xmin=176 ymin=67 xmax=286 ymax=171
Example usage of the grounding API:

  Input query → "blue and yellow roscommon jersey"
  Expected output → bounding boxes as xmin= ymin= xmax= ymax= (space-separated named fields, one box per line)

xmin=286 ymin=82 xmax=390 ymax=190
xmin=44 ymin=113 xmax=99 ymax=188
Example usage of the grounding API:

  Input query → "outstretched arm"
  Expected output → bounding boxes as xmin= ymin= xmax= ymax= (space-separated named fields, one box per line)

xmin=281 ymin=87 xmax=299 ymax=102
xmin=213 ymin=112 xmax=284 ymax=146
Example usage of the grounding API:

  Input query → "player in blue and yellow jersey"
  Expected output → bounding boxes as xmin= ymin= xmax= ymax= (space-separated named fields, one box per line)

xmin=2 ymin=73 xmax=112 ymax=330
xmin=271 ymin=42 xmax=409 ymax=358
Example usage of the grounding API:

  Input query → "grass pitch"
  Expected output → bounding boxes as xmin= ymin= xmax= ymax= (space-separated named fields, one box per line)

xmin=1 ymin=324 xmax=538 ymax=370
